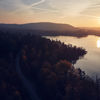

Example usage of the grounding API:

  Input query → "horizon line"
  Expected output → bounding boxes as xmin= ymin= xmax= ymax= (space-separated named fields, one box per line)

xmin=0 ymin=22 xmax=100 ymax=28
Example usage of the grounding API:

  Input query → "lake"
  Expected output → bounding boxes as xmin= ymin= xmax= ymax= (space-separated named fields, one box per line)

xmin=45 ymin=35 xmax=100 ymax=78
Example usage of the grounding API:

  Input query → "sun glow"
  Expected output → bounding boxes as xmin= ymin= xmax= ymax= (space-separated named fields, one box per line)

xmin=97 ymin=38 xmax=100 ymax=48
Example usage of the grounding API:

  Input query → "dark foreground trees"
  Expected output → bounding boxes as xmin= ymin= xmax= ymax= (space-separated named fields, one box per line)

xmin=21 ymin=58 xmax=100 ymax=100
xmin=0 ymin=31 xmax=99 ymax=100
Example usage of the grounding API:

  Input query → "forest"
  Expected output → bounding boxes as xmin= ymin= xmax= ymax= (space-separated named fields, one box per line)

xmin=0 ymin=28 xmax=93 ymax=38
xmin=0 ymin=30 xmax=100 ymax=100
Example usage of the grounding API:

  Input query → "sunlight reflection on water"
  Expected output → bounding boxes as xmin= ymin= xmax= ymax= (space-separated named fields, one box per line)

xmin=45 ymin=35 xmax=100 ymax=78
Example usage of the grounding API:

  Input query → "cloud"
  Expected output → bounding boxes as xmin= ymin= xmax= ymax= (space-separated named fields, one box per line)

xmin=30 ymin=0 xmax=60 ymax=14
xmin=31 ymin=0 xmax=45 ymax=7
xmin=0 ymin=0 xmax=44 ymax=12
xmin=21 ymin=0 xmax=38 ymax=5
xmin=0 ymin=0 xmax=94 ymax=15
xmin=1 ymin=0 xmax=100 ymax=25
xmin=0 ymin=0 xmax=23 ymax=11
xmin=80 ymin=0 xmax=100 ymax=18
xmin=57 ymin=0 xmax=100 ymax=19
xmin=47 ymin=0 xmax=92 ymax=19
xmin=32 ymin=7 xmax=58 ymax=13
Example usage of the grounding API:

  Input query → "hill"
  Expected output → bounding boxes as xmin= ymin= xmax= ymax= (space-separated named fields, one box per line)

xmin=0 ymin=22 xmax=77 ymax=31
xmin=1 ymin=22 xmax=100 ymax=37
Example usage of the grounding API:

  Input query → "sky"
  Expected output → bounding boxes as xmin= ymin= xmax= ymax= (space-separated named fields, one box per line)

xmin=0 ymin=0 xmax=100 ymax=27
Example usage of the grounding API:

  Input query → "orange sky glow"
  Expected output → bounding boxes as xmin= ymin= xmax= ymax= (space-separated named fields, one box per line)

xmin=0 ymin=0 xmax=100 ymax=27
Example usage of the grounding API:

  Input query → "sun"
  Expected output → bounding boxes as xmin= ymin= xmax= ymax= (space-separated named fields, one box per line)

xmin=97 ymin=38 xmax=100 ymax=48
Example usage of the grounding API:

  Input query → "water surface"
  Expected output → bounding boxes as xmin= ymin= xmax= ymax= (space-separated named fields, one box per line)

xmin=45 ymin=35 xmax=100 ymax=78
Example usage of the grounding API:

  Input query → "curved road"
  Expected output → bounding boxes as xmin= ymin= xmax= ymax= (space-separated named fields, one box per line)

xmin=16 ymin=54 xmax=40 ymax=100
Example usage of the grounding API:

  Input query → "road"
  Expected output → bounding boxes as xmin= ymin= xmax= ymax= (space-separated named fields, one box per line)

xmin=16 ymin=54 xmax=40 ymax=100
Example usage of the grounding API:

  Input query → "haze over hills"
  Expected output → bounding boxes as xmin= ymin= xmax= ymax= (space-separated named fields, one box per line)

xmin=0 ymin=22 xmax=77 ymax=31
xmin=80 ymin=27 xmax=100 ymax=31
xmin=1 ymin=22 xmax=100 ymax=37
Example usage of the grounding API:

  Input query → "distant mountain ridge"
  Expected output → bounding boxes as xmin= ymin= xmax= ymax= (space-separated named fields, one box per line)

xmin=0 ymin=22 xmax=77 ymax=31
xmin=1 ymin=22 xmax=100 ymax=37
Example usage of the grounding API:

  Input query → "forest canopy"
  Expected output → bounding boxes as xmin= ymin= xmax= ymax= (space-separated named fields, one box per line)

xmin=0 ymin=31 xmax=100 ymax=100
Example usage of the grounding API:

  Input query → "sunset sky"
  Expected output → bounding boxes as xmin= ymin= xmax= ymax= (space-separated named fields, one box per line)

xmin=0 ymin=0 xmax=100 ymax=27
